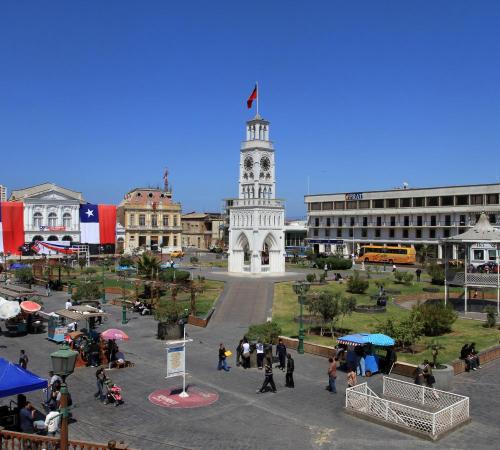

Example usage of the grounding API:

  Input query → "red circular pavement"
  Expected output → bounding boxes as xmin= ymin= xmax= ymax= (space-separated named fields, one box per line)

xmin=148 ymin=386 xmax=219 ymax=409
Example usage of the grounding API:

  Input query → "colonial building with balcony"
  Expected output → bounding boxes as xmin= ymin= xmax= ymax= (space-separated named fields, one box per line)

xmin=118 ymin=186 xmax=182 ymax=253
xmin=9 ymin=183 xmax=84 ymax=243
xmin=181 ymin=212 xmax=224 ymax=250
xmin=305 ymin=183 xmax=500 ymax=259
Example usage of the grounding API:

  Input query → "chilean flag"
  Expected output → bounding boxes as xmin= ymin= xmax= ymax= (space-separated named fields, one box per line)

xmin=79 ymin=204 xmax=116 ymax=244
xmin=0 ymin=202 xmax=25 ymax=255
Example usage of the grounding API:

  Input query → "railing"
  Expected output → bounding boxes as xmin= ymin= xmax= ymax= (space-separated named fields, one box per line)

xmin=451 ymin=272 xmax=500 ymax=287
xmin=229 ymin=198 xmax=285 ymax=208
xmin=345 ymin=377 xmax=470 ymax=439
xmin=0 ymin=429 xmax=124 ymax=449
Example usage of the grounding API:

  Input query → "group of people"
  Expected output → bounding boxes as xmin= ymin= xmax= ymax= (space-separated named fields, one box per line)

xmin=327 ymin=357 xmax=357 ymax=394
xmin=460 ymin=343 xmax=482 ymax=371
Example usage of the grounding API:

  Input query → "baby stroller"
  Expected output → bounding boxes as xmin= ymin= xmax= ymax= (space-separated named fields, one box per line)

xmin=104 ymin=380 xmax=124 ymax=406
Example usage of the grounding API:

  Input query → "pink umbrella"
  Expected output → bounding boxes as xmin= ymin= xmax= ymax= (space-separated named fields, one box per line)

xmin=20 ymin=301 xmax=42 ymax=314
xmin=101 ymin=328 xmax=129 ymax=341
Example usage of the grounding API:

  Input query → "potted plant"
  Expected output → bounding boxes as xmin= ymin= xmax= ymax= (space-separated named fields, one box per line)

xmin=155 ymin=301 xmax=185 ymax=340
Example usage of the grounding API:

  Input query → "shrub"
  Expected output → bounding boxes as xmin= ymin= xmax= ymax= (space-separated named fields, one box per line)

xmin=190 ymin=256 xmax=199 ymax=265
xmin=319 ymin=272 xmax=326 ymax=283
xmin=306 ymin=273 xmax=316 ymax=283
xmin=375 ymin=317 xmax=424 ymax=349
xmin=159 ymin=268 xmax=190 ymax=282
xmin=14 ymin=267 xmax=34 ymax=284
xmin=247 ymin=321 xmax=282 ymax=344
xmin=426 ymin=263 xmax=445 ymax=285
xmin=394 ymin=271 xmax=414 ymax=285
xmin=72 ymin=282 xmax=102 ymax=301
xmin=484 ymin=306 xmax=498 ymax=328
xmin=137 ymin=252 xmax=161 ymax=279
xmin=411 ymin=301 xmax=457 ymax=336
xmin=83 ymin=267 xmax=97 ymax=275
xmin=154 ymin=301 xmax=185 ymax=324
xmin=118 ymin=255 xmax=135 ymax=267
xmin=374 ymin=279 xmax=388 ymax=290
xmin=315 ymin=256 xmax=352 ymax=270
xmin=347 ymin=271 xmax=369 ymax=294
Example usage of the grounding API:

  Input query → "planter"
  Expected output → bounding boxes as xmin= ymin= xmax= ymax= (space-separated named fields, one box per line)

xmin=432 ymin=364 xmax=454 ymax=391
xmin=355 ymin=304 xmax=386 ymax=313
xmin=157 ymin=322 xmax=183 ymax=340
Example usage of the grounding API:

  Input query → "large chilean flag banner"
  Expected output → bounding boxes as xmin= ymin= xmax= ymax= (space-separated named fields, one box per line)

xmin=79 ymin=204 xmax=116 ymax=245
xmin=0 ymin=202 xmax=25 ymax=255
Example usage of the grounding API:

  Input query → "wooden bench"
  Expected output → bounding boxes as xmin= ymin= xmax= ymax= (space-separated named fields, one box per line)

xmin=391 ymin=361 xmax=418 ymax=378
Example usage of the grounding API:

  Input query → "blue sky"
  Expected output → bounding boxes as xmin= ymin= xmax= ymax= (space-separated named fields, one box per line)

xmin=1 ymin=1 xmax=499 ymax=217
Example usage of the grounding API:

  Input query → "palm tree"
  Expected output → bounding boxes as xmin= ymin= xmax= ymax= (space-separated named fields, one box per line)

xmin=137 ymin=251 xmax=161 ymax=279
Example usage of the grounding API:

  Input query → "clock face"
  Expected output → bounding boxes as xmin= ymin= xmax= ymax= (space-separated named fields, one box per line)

xmin=244 ymin=156 xmax=253 ymax=171
xmin=261 ymin=156 xmax=270 ymax=172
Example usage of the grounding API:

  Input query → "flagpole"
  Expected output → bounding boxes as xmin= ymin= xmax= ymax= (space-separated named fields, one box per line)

xmin=256 ymin=81 xmax=259 ymax=116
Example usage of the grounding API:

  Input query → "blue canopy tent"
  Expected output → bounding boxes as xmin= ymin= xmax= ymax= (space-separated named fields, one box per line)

xmin=0 ymin=358 xmax=47 ymax=398
xmin=337 ymin=333 xmax=395 ymax=375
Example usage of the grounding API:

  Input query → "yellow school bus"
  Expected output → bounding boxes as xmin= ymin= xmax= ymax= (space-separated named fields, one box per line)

xmin=356 ymin=245 xmax=416 ymax=264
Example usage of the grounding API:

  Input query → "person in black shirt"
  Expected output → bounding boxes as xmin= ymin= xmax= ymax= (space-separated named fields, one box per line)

xmin=257 ymin=360 xmax=277 ymax=393
xmin=276 ymin=339 xmax=287 ymax=371
xmin=217 ymin=343 xmax=230 ymax=372
xmin=285 ymin=353 xmax=295 ymax=388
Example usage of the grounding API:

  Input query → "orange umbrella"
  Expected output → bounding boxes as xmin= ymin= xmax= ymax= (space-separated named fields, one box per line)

xmin=20 ymin=301 xmax=42 ymax=314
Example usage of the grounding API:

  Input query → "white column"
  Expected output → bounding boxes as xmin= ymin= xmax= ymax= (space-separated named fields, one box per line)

xmin=437 ymin=244 xmax=443 ymax=260
xmin=246 ymin=125 xmax=250 ymax=141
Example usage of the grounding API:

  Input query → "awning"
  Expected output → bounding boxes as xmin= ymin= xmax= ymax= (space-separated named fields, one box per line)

xmin=337 ymin=333 xmax=395 ymax=347
xmin=0 ymin=357 xmax=47 ymax=398
xmin=54 ymin=309 xmax=107 ymax=321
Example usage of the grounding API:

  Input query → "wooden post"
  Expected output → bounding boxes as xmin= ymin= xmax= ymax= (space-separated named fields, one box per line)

xmin=59 ymin=383 xmax=69 ymax=450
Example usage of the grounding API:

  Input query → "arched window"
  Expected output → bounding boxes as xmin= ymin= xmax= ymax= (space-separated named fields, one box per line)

xmin=63 ymin=213 xmax=72 ymax=229
xmin=33 ymin=212 xmax=42 ymax=228
xmin=48 ymin=212 xmax=57 ymax=227
xmin=47 ymin=235 xmax=58 ymax=241
xmin=32 ymin=235 xmax=43 ymax=242
xmin=62 ymin=235 xmax=72 ymax=242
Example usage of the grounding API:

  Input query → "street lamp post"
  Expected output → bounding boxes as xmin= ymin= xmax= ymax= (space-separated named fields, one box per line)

xmin=292 ymin=281 xmax=310 ymax=354
xmin=50 ymin=344 xmax=78 ymax=450
xmin=101 ymin=261 xmax=107 ymax=304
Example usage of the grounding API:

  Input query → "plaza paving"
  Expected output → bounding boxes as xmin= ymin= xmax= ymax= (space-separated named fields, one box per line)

xmin=1 ymin=275 xmax=499 ymax=449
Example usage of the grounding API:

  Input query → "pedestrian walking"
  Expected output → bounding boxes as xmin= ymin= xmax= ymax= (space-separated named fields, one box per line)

xmin=285 ymin=353 xmax=295 ymax=388
xmin=236 ymin=339 xmax=243 ymax=367
xmin=256 ymin=341 xmax=265 ymax=369
xmin=276 ymin=338 xmax=287 ymax=371
xmin=46 ymin=282 xmax=51 ymax=297
xmin=94 ymin=367 xmax=107 ymax=401
xmin=19 ymin=350 xmax=28 ymax=369
xmin=327 ymin=357 xmax=337 ymax=393
xmin=241 ymin=337 xmax=251 ymax=369
xmin=218 ymin=343 xmax=230 ymax=372
xmin=347 ymin=366 xmax=357 ymax=388
xmin=416 ymin=268 xmax=422 ymax=282
xmin=65 ymin=299 xmax=73 ymax=310
xmin=257 ymin=360 xmax=277 ymax=393
xmin=46 ymin=371 xmax=62 ymax=404
xmin=392 ymin=264 xmax=397 ymax=272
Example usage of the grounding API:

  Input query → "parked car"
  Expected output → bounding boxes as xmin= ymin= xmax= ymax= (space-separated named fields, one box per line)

xmin=170 ymin=250 xmax=185 ymax=258
xmin=477 ymin=261 xmax=500 ymax=273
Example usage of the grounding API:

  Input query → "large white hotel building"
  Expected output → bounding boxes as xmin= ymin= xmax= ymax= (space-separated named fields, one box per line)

xmin=304 ymin=183 xmax=500 ymax=260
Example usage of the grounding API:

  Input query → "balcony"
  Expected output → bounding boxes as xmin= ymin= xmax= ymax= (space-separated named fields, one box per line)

xmin=229 ymin=198 xmax=285 ymax=208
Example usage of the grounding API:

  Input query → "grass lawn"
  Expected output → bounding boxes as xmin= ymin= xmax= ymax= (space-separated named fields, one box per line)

xmin=273 ymin=273 xmax=500 ymax=365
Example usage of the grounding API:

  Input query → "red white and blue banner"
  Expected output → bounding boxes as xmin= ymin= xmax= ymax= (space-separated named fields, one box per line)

xmin=79 ymin=204 xmax=116 ymax=245
xmin=0 ymin=202 xmax=25 ymax=255
xmin=31 ymin=241 xmax=78 ymax=255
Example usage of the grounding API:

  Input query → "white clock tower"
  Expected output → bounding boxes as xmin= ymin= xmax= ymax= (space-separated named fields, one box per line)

xmin=227 ymin=114 xmax=285 ymax=274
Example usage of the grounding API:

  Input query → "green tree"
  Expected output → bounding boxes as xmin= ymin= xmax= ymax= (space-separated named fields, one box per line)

xmin=137 ymin=252 xmax=161 ymax=279
xmin=72 ymin=282 xmax=102 ymax=301
xmin=118 ymin=255 xmax=135 ymax=267
xmin=339 ymin=295 xmax=357 ymax=326
xmin=154 ymin=300 xmax=185 ymax=324
xmin=247 ymin=321 xmax=282 ymax=344
xmin=484 ymin=306 xmax=498 ymax=328
xmin=78 ymin=257 xmax=87 ymax=270
xmin=15 ymin=267 xmax=34 ymax=285
xmin=411 ymin=301 xmax=457 ymax=336
xmin=310 ymin=292 xmax=340 ymax=336
xmin=347 ymin=270 xmax=369 ymax=294
xmin=426 ymin=263 xmax=445 ymax=285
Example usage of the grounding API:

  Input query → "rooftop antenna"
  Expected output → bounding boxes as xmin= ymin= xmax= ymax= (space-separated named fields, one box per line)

xmin=163 ymin=168 xmax=170 ymax=192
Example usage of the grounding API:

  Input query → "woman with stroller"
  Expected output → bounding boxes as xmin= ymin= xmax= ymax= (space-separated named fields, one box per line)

xmin=95 ymin=367 xmax=108 ymax=402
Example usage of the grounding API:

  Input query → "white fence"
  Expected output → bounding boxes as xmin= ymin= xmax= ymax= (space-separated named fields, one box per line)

xmin=345 ymin=377 xmax=469 ymax=439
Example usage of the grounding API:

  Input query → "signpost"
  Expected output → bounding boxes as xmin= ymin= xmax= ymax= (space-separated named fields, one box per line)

xmin=165 ymin=328 xmax=192 ymax=398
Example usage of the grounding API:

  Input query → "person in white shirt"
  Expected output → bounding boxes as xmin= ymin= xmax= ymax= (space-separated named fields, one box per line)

xmin=65 ymin=299 xmax=73 ymax=310
xmin=242 ymin=338 xmax=251 ymax=369
xmin=67 ymin=321 xmax=77 ymax=332
xmin=33 ymin=405 xmax=60 ymax=436
xmin=256 ymin=341 xmax=265 ymax=369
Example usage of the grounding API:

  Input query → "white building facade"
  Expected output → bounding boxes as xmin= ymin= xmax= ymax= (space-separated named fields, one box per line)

xmin=0 ymin=185 xmax=7 ymax=202
xmin=227 ymin=114 xmax=285 ymax=273
xmin=9 ymin=183 xmax=84 ymax=243
xmin=305 ymin=183 xmax=500 ymax=260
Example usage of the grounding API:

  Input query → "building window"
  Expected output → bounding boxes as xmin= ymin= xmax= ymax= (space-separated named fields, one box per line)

xmin=349 ymin=229 xmax=353 ymax=237
xmin=139 ymin=235 xmax=146 ymax=246
xmin=358 ymin=200 xmax=370 ymax=209
xmin=326 ymin=218 xmax=331 ymax=227
xmin=338 ymin=217 xmax=343 ymax=227
xmin=373 ymin=199 xmax=384 ymax=208
xmin=173 ymin=216 xmax=178 ymax=227
xmin=400 ymin=198 xmax=411 ymax=207
xmin=444 ymin=215 xmax=451 ymax=226
xmin=350 ymin=217 xmax=355 ymax=226
xmin=375 ymin=229 xmax=380 ymax=238
xmin=151 ymin=215 xmax=158 ymax=227
xmin=129 ymin=214 xmax=135 ymax=226
xmin=310 ymin=202 xmax=322 ymax=211
xmin=313 ymin=229 xmax=318 ymax=237
xmin=346 ymin=201 xmax=358 ymax=210
xmin=441 ymin=196 xmax=454 ymax=206
xmin=459 ymin=215 xmax=466 ymax=226
xmin=416 ymin=229 xmax=422 ymax=239
xmin=325 ymin=229 xmax=330 ymax=237
xmin=362 ymin=217 xmax=368 ymax=226
xmin=376 ymin=216 xmax=382 ymax=226
xmin=417 ymin=216 xmax=423 ymax=226
xmin=390 ymin=216 xmax=396 ymax=226
xmin=470 ymin=194 xmax=483 ymax=205
xmin=490 ymin=214 xmax=497 ymax=225
xmin=322 ymin=202 xmax=333 ymax=210
xmin=443 ymin=229 xmax=450 ymax=238
xmin=456 ymin=195 xmax=469 ymax=205
xmin=386 ymin=198 xmax=397 ymax=208
xmin=430 ymin=216 xmax=437 ymax=226
xmin=173 ymin=236 xmax=178 ymax=246
xmin=402 ymin=229 xmax=409 ymax=238
xmin=63 ymin=213 xmax=71 ymax=229
xmin=487 ymin=194 xmax=499 ymax=205
xmin=48 ymin=212 xmax=57 ymax=227
xmin=427 ymin=197 xmax=439 ymax=207
xmin=163 ymin=215 xmax=169 ymax=227
xmin=33 ymin=212 xmax=42 ymax=228
xmin=429 ymin=229 xmax=436 ymax=238
xmin=389 ymin=229 xmax=395 ymax=238
xmin=336 ymin=229 xmax=342 ymax=237
xmin=334 ymin=201 xmax=345 ymax=210
xmin=413 ymin=197 xmax=424 ymax=207
xmin=403 ymin=216 xmax=410 ymax=226
xmin=361 ymin=228 xmax=367 ymax=238
xmin=314 ymin=217 xmax=320 ymax=227
xmin=162 ymin=236 xmax=169 ymax=246
xmin=139 ymin=214 xmax=146 ymax=226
